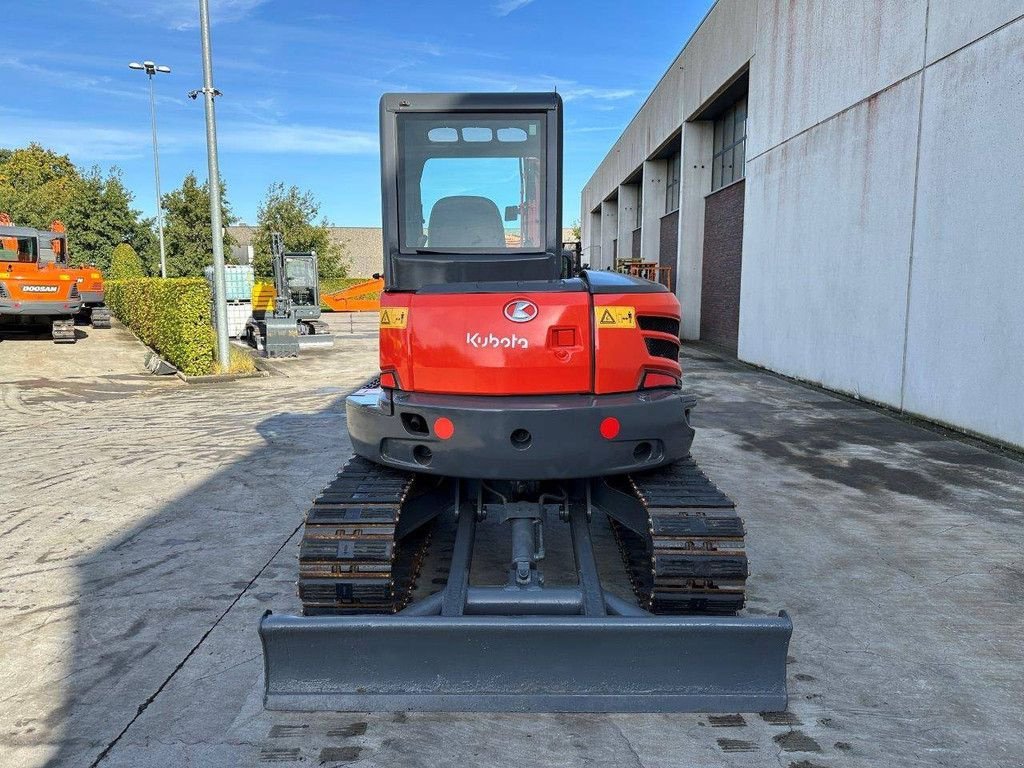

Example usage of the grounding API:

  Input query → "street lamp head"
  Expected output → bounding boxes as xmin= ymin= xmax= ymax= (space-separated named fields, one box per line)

xmin=156 ymin=65 xmax=171 ymax=74
xmin=128 ymin=62 xmax=144 ymax=70
xmin=143 ymin=60 xmax=155 ymax=68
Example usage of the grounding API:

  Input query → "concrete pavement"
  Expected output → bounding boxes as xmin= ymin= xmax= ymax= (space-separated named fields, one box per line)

xmin=0 ymin=313 xmax=1021 ymax=767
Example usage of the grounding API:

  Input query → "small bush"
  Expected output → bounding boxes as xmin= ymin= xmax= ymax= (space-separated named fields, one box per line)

xmin=108 ymin=243 xmax=145 ymax=280
xmin=107 ymin=278 xmax=215 ymax=376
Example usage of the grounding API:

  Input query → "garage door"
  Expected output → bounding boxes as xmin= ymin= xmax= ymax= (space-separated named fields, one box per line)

xmin=700 ymin=179 xmax=744 ymax=352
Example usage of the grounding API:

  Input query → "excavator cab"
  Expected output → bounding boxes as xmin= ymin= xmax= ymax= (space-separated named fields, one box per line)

xmin=0 ymin=234 xmax=36 ymax=262
xmin=281 ymin=251 xmax=320 ymax=315
xmin=259 ymin=93 xmax=792 ymax=713
xmin=381 ymin=93 xmax=561 ymax=290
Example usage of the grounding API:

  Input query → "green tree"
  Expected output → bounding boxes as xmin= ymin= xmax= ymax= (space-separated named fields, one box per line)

xmin=162 ymin=172 xmax=235 ymax=277
xmin=108 ymin=243 xmax=145 ymax=279
xmin=62 ymin=167 xmax=152 ymax=270
xmin=129 ymin=217 xmax=159 ymax=276
xmin=0 ymin=145 xmax=156 ymax=272
xmin=0 ymin=143 xmax=81 ymax=228
xmin=253 ymin=182 xmax=347 ymax=279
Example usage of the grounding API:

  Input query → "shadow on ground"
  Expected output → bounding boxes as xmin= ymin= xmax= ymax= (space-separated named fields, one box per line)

xmin=41 ymin=401 xmax=349 ymax=767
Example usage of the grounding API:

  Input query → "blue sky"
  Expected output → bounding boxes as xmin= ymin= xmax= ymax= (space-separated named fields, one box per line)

xmin=3 ymin=0 xmax=713 ymax=226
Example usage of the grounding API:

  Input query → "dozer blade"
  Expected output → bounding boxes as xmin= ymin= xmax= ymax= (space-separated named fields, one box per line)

xmin=259 ymin=610 xmax=792 ymax=713
xmin=297 ymin=334 xmax=335 ymax=349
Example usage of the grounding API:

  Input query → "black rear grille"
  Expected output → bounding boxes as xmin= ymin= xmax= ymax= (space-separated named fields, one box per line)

xmin=645 ymin=336 xmax=680 ymax=361
xmin=637 ymin=315 xmax=680 ymax=336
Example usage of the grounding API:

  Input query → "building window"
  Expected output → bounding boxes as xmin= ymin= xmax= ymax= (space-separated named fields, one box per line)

xmin=711 ymin=95 xmax=746 ymax=191
xmin=665 ymin=152 xmax=681 ymax=213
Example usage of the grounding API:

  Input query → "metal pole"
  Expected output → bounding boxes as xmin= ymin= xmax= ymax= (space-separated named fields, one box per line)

xmin=199 ymin=0 xmax=230 ymax=371
xmin=147 ymin=74 xmax=167 ymax=279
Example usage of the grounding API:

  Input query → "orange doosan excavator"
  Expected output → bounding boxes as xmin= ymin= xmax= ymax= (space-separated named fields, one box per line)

xmin=46 ymin=221 xmax=112 ymax=329
xmin=0 ymin=213 xmax=80 ymax=342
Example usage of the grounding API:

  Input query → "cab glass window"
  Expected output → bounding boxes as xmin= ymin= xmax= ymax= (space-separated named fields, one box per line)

xmin=397 ymin=113 xmax=546 ymax=252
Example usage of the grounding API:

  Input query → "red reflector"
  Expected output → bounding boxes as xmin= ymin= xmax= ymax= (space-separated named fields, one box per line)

xmin=380 ymin=371 xmax=398 ymax=388
xmin=599 ymin=417 xmax=620 ymax=440
xmin=434 ymin=417 xmax=455 ymax=440
xmin=642 ymin=372 xmax=680 ymax=389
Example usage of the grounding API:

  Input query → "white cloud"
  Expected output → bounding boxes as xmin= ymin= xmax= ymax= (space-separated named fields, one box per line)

xmin=396 ymin=65 xmax=639 ymax=104
xmin=219 ymin=124 xmax=377 ymax=155
xmin=559 ymin=87 xmax=638 ymax=102
xmin=94 ymin=0 xmax=269 ymax=30
xmin=0 ymin=115 xmax=157 ymax=162
xmin=0 ymin=56 xmax=167 ymax=106
xmin=495 ymin=0 xmax=535 ymax=17
xmin=567 ymin=126 xmax=621 ymax=134
xmin=0 ymin=110 xmax=377 ymax=162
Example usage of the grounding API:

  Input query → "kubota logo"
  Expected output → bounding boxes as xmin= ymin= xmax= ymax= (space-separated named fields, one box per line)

xmin=466 ymin=332 xmax=529 ymax=349
xmin=503 ymin=299 xmax=538 ymax=323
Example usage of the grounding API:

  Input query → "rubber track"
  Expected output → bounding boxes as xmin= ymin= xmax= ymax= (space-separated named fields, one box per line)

xmin=90 ymin=307 xmax=112 ymax=328
xmin=52 ymin=319 xmax=76 ymax=343
xmin=301 ymin=319 xmax=332 ymax=336
xmin=614 ymin=456 xmax=747 ymax=615
xmin=297 ymin=455 xmax=427 ymax=615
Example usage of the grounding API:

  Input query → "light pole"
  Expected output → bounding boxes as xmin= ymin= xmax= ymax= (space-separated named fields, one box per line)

xmin=197 ymin=0 xmax=230 ymax=372
xmin=128 ymin=60 xmax=171 ymax=278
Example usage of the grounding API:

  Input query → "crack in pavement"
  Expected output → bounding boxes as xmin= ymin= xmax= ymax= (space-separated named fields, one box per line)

xmin=88 ymin=522 xmax=304 ymax=767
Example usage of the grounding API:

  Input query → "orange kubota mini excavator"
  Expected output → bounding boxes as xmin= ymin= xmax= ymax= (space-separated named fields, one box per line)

xmin=260 ymin=93 xmax=792 ymax=713
xmin=0 ymin=213 xmax=80 ymax=342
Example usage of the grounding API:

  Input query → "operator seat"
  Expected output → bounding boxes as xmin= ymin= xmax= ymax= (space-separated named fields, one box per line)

xmin=427 ymin=195 xmax=505 ymax=248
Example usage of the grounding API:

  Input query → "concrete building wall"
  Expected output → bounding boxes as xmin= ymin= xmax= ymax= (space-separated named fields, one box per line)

xmin=746 ymin=0 xmax=927 ymax=158
xmin=901 ymin=18 xmax=1024 ymax=446
xmin=739 ymin=78 xmax=921 ymax=405
xmin=579 ymin=0 xmax=1024 ymax=448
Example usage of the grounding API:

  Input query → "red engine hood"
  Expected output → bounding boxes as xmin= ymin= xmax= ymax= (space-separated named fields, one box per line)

xmin=380 ymin=291 xmax=592 ymax=395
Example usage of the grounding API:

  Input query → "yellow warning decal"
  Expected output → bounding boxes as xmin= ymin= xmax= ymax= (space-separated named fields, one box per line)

xmin=594 ymin=306 xmax=636 ymax=329
xmin=380 ymin=307 xmax=409 ymax=329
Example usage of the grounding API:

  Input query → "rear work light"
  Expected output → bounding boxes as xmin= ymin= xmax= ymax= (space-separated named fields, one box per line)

xmin=642 ymin=372 xmax=681 ymax=389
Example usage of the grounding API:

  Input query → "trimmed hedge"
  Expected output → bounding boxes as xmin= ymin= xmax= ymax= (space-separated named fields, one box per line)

xmin=108 ymin=243 xmax=145 ymax=280
xmin=106 ymin=278 xmax=215 ymax=377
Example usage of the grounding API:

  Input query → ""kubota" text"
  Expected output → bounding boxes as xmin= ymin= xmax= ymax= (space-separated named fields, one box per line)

xmin=466 ymin=332 xmax=529 ymax=350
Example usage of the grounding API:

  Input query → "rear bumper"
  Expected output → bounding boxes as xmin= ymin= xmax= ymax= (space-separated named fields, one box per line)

xmin=79 ymin=290 xmax=104 ymax=305
xmin=346 ymin=386 xmax=696 ymax=480
xmin=0 ymin=298 xmax=80 ymax=317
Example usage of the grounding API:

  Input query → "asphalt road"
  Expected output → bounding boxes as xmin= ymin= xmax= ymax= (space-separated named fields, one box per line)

xmin=1 ymin=313 xmax=1021 ymax=768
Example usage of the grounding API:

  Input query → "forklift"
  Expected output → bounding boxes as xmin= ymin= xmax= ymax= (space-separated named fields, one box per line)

xmin=243 ymin=232 xmax=333 ymax=357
